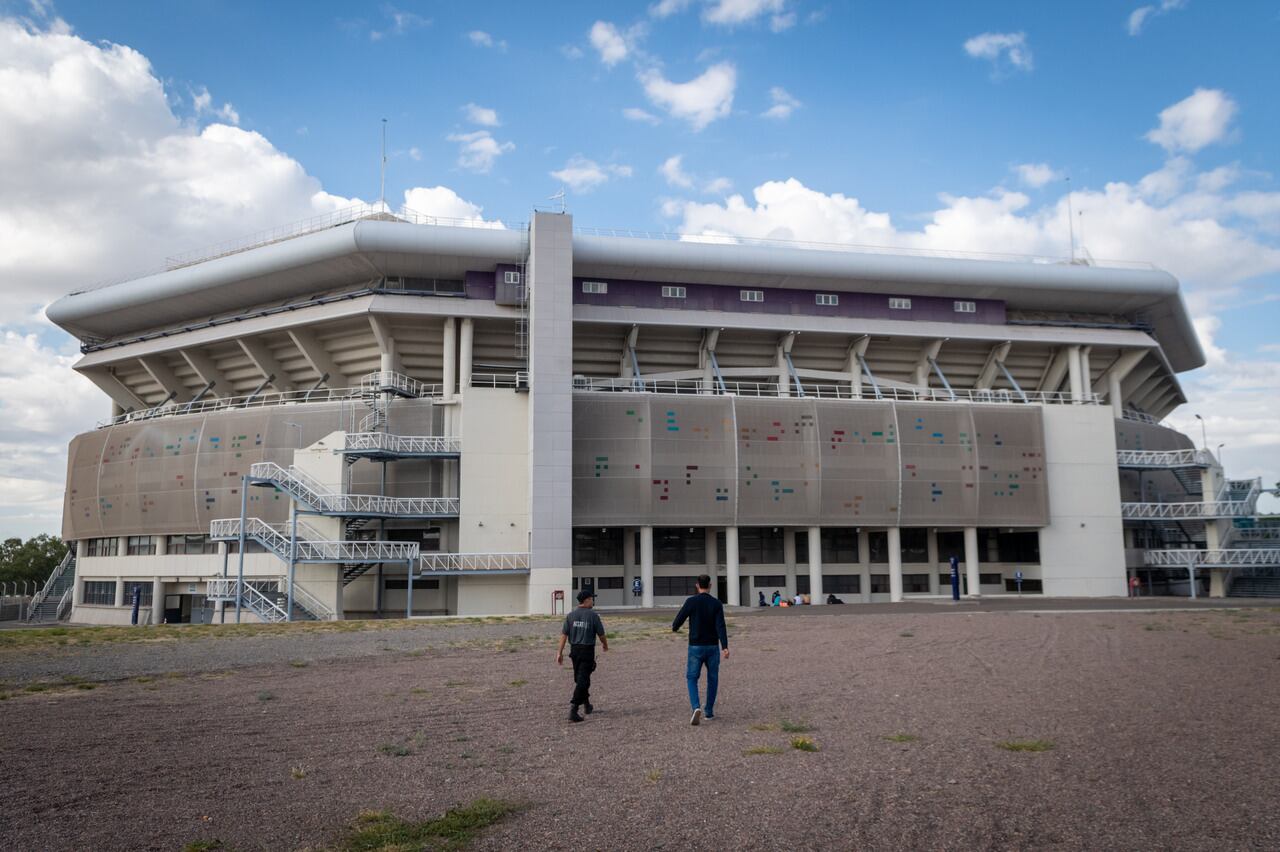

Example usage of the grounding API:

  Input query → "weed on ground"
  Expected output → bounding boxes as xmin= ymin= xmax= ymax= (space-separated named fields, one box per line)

xmin=884 ymin=734 xmax=920 ymax=743
xmin=780 ymin=720 xmax=813 ymax=733
xmin=338 ymin=799 xmax=519 ymax=851
xmin=790 ymin=736 xmax=819 ymax=752
xmin=997 ymin=739 xmax=1055 ymax=753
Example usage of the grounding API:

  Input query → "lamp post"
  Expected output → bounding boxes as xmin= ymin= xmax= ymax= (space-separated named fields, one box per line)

xmin=284 ymin=421 xmax=303 ymax=449
xmin=1216 ymin=443 xmax=1225 ymax=469
xmin=1193 ymin=414 xmax=1207 ymax=451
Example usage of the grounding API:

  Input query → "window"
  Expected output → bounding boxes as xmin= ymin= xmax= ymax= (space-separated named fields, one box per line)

xmin=827 ymin=575 xmax=860 ymax=594
xmin=597 ymin=576 xmax=624 ymax=590
xmin=796 ymin=575 xmax=810 ymax=594
xmin=753 ymin=575 xmax=786 ymax=587
xmin=740 ymin=289 xmax=764 ymax=302
xmin=889 ymin=297 xmax=912 ymax=310
xmin=795 ymin=529 xmax=860 ymax=564
xmin=903 ymin=573 xmax=931 ymax=593
xmin=83 ymin=581 xmax=115 ymax=605
xmin=867 ymin=532 xmax=889 ymax=564
xmin=581 ymin=281 xmax=608 ymax=294
xmin=227 ymin=540 xmax=268 ymax=555
xmin=384 ymin=578 xmax=440 ymax=590
xmin=167 ymin=534 xmax=218 ymax=555
xmin=573 ymin=528 xmax=624 ymax=566
xmin=654 ymin=576 xmax=699 ymax=597
xmin=503 ymin=270 xmax=521 ymax=285
xmin=720 ymin=528 xmax=784 ymax=564
xmin=126 ymin=535 xmax=155 ymax=556
xmin=954 ymin=300 xmax=976 ymax=313
xmin=1005 ymin=577 xmax=1042 ymax=593
xmin=980 ymin=573 xmax=1003 ymax=585
xmin=655 ymin=528 xmax=706 ymax=565
xmin=936 ymin=531 xmax=964 ymax=562
xmin=122 ymin=582 xmax=152 ymax=607
xmin=996 ymin=531 xmax=1041 ymax=564
xmin=85 ymin=537 xmax=118 ymax=557
xmin=869 ymin=574 xmax=890 ymax=594
xmin=815 ymin=293 xmax=839 ymax=306
xmin=901 ymin=529 xmax=929 ymax=563
xmin=662 ymin=285 xmax=686 ymax=299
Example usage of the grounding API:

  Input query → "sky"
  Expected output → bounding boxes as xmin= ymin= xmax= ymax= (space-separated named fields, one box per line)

xmin=0 ymin=0 xmax=1277 ymax=538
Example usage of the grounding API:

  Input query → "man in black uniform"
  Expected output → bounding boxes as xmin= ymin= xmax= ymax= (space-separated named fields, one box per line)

xmin=556 ymin=590 xmax=609 ymax=722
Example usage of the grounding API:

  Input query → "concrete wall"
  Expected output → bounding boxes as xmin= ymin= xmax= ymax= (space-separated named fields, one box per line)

xmin=1038 ymin=405 xmax=1127 ymax=596
xmin=455 ymin=574 xmax=528 ymax=615
xmin=458 ymin=389 xmax=530 ymax=553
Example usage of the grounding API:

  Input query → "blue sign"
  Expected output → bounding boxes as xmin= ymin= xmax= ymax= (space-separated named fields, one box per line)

xmin=130 ymin=584 xmax=141 ymax=625
xmin=1014 ymin=569 xmax=1023 ymax=594
xmin=949 ymin=556 xmax=960 ymax=601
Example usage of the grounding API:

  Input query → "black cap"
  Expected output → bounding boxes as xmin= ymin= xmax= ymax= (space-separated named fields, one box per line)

xmin=577 ymin=590 xmax=594 ymax=603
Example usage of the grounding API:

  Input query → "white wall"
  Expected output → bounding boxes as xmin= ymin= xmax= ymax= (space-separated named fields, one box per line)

xmin=458 ymin=389 xmax=531 ymax=553
xmin=455 ymin=574 xmax=528 ymax=615
xmin=1038 ymin=405 xmax=1127 ymax=596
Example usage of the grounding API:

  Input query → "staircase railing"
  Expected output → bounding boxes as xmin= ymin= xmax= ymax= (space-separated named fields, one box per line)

xmin=55 ymin=586 xmax=74 ymax=621
xmin=1121 ymin=500 xmax=1259 ymax=520
xmin=1144 ymin=548 xmax=1280 ymax=568
xmin=342 ymin=433 xmax=461 ymax=455
xmin=249 ymin=461 xmax=459 ymax=517
xmin=210 ymin=518 xmax=419 ymax=564
xmin=206 ymin=578 xmax=291 ymax=623
xmin=418 ymin=552 xmax=530 ymax=573
xmin=1115 ymin=449 xmax=1215 ymax=468
xmin=27 ymin=550 xmax=74 ymax=622
xmin=359 ymin=371 xmax=438 ymax=399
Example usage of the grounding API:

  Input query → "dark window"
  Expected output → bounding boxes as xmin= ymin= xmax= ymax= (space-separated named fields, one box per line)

xmin=903 ymin=573 xmax=930 ymax=593
xmin=868 ymin=531 xmax=889 ymax=563
xmin=379 ymin=276 xmax=464 ymax=295
xmin=597 ymin=576 xmax=624 ymax=590
xmin=655 ymin=528 xmax=706 ymax=565
xmin=654 ymin=576 xmax=699 ymax=597
xmin=1005 ymin=578 xmax=1043 ymax=593
xmin=573 ymin=528 xmax=624 ymax=565
xmin=980 ymin=573 xmax=1003 ymax=585
xmin=167 ymin=534 xmax=218 ymax=555
xmin=83 ymin=580 xmax=115 ymax=605
xmin=753 ymin=575 xmax=786 ymax=587
xmin=384 ymin=579 xmax=440 ymax=590
xmin=869 ymin=574 xmax=890 ymax=594
xmin=85 ymin=537 xmax=118 ymax=557
xmin=387 ymin=528 xmax=441 ymax=552
xmin=126 ymin=536 xmax=155 ymax=556
xmin=572 ymin=577 xmax=578 ymax=590
xmin=227 ymin=540 xmax=267 ymax=554
xmin=939 ymin=572 xmax=955 ymax=588
xmin=122 ymin=582 xmax=152 ymax=607
xmin=794 ymin=530 xmax=808 ymax=562
xmin=794 ymin=530 xmax=859 ymax=564
xmin=736 ymin=528 xmax=785 ymax=564
xmin=901 ymin=529 xmax=929 ymax=563
xmin=827 ymin=575 xmax=860 ymax=594
xmin=996 ymin=531 xmax=1040 ymax=564
xmin=936 ymin=531 xmax=964 ymax=562
xmin=796 ymin=575 xmax=810 ymax=594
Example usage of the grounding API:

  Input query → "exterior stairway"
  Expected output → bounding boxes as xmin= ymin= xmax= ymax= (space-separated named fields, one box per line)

xmin=27 ymin=550 xmax=76 ymax=623
xmin=247 ymin=462 xmax=459 ymax=518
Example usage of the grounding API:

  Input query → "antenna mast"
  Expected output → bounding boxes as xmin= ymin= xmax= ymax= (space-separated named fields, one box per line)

xmin=549 ymin=187 xmax=566 ymax=214
xmin=1065 ymin=176 xmax=1075 ymax=261
xmin=379 ymin=118 xmax=388 ymax=212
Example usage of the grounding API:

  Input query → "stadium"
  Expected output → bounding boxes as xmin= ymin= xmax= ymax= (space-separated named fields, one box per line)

xmin=31 ymin=206 xmax=1280 ymax=624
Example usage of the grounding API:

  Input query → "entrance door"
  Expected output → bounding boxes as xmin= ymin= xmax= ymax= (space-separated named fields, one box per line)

xmin=163 ymin=594 xmax=182 ymax=625
xmin=581 ymin=578 xmax=595 ymax=599
xmin=717 ymin=576 xmax=728 ymax=602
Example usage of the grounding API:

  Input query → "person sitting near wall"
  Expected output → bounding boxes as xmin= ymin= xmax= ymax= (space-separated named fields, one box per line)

xmin=793 ymin=593 xmax=804 ymax=606
xmin=826 ymin=593 xmax=844 ymax=604
xmin=771 ymin=590 xmax=782 ymax=606
xmin=757 ymin=590 xmax=767 ymax=607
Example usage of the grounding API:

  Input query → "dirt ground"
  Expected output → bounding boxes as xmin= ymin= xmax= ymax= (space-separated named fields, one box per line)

xmin=2 ymin=605 xmax=1278 ymax=851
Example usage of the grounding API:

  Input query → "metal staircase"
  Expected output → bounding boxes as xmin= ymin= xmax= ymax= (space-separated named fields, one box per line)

xmin=27 ymin=550 xmax=75 ymax=623
xmin=341 ymin=433 xmax=461 ymax=462
xmin=248 ymin=462 xmax=459 ymax=518
xmin=356 ymin=371 xmax=437 ymax=432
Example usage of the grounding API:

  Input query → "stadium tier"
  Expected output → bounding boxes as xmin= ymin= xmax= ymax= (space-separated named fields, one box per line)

xmin=36 ymin=206 xmax=1278 ymax=623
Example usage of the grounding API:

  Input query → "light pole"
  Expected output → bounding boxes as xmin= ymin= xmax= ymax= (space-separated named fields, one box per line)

xmin=1216 ymin=443 xmax=1225 ymax=469
xmin=1193 ymin=414 xmax=1207 ymax=450
xmin=284 ymin=421 xmax=303 ymax=449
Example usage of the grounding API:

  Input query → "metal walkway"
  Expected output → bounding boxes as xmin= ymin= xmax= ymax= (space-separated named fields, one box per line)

xmin=340 ymin=432 xmax=461 ymax=461
xmin=248 ymin=462 xmax=459 ymax=519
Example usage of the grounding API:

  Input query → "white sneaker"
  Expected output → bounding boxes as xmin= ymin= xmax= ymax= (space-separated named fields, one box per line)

xmin=690 ymin=708 xmax=703 ymax=726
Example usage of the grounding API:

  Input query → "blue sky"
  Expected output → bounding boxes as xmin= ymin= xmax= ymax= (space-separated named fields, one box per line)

xmin=0 ymin=0 xmax=1277 ymax=536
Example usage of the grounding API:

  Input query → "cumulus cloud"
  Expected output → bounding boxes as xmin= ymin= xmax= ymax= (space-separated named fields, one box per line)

xmin=649 ymin=0 xmax=692 ymax=17
xmin=467 ymin=30 xmax=507 ymax=50
xmin=660 ymin=154 xmax=694 ymax=188
xmin=550 ymin=156 xmax=633 ymax=193
xmin=369 ymin=5 xmax=430 ymax=41
xmin=191 ymin=86 xmax=239 ymax=125
xmin=963 ymin=31 xmax=1033 ymax=75
xmin=401 ymin=185 xmax=505 ymax=227
xmin=446 ymin=130 xmax=514 ymax=172
xmin=589 ymin=20 xmax=631 ymax=66
xmin=462 ymin=102 xmax=500 ymax=127
xmin=1127 ymin=0 xmax=1187 ymax=36
xmin=623 ymin=106 xmax=661 ymax=124
xmin=703 ymin=0 xmax=791 ymax=30
xmin=761 ymin=86 xmax=801 ymax=119
xmin=1146 ymin=88 xmax=1237 ymax=153
xmin=1013 ymin=162 xmax=1060 ymax=188
xmin=639 ymin=62 xmax=736 ymax=131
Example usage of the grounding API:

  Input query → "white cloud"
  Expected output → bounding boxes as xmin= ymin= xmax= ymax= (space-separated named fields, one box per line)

xmin=649 ymin=0 xmax=692 ymax=17
xmin=369 ymin=6 xmax=430 ymax=41
xmin=401 ymin=186 xmax=504 ymax=227
xmin=703 ymin=0 xmax=787 ymax=27
xmin=623 ymin=106 xmax=661 ymax=124
xmin=191 ymin=86 xmax=239 ymax=125
xmin=769 ymin=11 xmax=797 ymax=32
xmin=550 ymin=156 xmax=633 ymax=193
xmin=1013 ymin=163 xmax=1060 ymax=188
xmin=963 ymin=31 xmax=1033 ymax=74
xmin=467 ymin=30 xmax=507 ymax=50
xmin=639 ymin=62 xmax=736 ymax=131
xmin=560 ymin=43 xmax=584 ymax=60
xmin=408 ymin=146 xmax=421 ymax=161
xmin=660 ymin=154 xmax=694 ymax=188
xmin=1127 ymin=0 xmax=1187 ymax=36
xmin=446 ymin=130 xmax=514 ymax=173
xmin=1146 ymin=88 xmax=1237 ymax=153
xmin=462 ymin=102 xmax=500 ymax=127
xmin=589 ymin=20 xmax=630 ymax=66
xmin=761 ymin=86 xmax=800 ymax=119
xmin=702 ymin=176 xmax=733 ymax=194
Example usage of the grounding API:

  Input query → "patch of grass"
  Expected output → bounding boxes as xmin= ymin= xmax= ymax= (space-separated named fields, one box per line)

xmin=409 ymin=687 xmax=429 ymax=695
xmin=743 ymin=745 xmax=783 ymax=756
xmin=134 ymin=675 xmax=154 ymax=683
xmin=256 ymin=691 xmax=275 ymax=702
xmin=376 ymin=742 xmax=413 ymax=758
xmin=23 ymin=683 xmax=48 ymax=693
xmin=339 ymin=799 xmax=519 ymax=851
xmin=748 ymin=722 xmax=779 ymax=732
xmin=183 ymin=841 xmax=225 ymax=852
xmin=453 ymin=735 xmax=471 ymax=743
xmin=790 ymin=736 xmax=819 ymax=752
xmin=288 ymin=660 xmax=308 ymax=668
xmin=498 ymin=745 xmax=516 ymax=755
xmin=997 ymin=739 xmax=1055 ymax=753
xmin=445 ymin=680 xmax=469 ymax=688
xmin=74 ymin=683 xmax=96 ymax=691
xmin=508 ymin=679 xmax=527 ymax=687
xmin=779 ymin=720 xmax=813 ymax=733
xmin=1144 ymin=623 xmax=1170 ymax=632
xmin=291 ymin=765 xmax=307 ymax=780
xmin=645 ymin=768 xmax=662 ymax=783
xmin=883 ymin=733 xmax=919 ymax=743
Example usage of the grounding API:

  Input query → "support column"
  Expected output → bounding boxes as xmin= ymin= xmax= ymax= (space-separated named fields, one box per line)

xmin=888 ymin=527 xmax=903 ymax=602
xmin=459 ymin=318 xmax=474 ymax=393
xmin=725 ymin=527 xmax=740 ymax=606
xmin=808 ymin=526 xmax=824 ymax=604
xmin=926 ymin=529 xmax=940 ymax=594
xmin=151 ymin=578 xmax=164 ymax=625
xmin=964 ymin=526 xmax=981 ymax=598
xmin=114 ymin=578 xmax=125 ymax=607
xmin=1108 ymin=372 xmax=1124 ymax=418
xmin=623 ymin=527 xmax=636 ymax=606
xmin=705 ymin=527 xmax=718 ymax=595
xmin=640 ymin=526 xmax=654 ymax=608
xmin=442 ymin=317 xmax=457 ymax=400
xmin=1078 ymin=347 xmax=1092 ymax=400
xmin=1067 ymin=345 xmax=1084 ymax=403
xmin=783 ymin=528 xmax=798 ymax=597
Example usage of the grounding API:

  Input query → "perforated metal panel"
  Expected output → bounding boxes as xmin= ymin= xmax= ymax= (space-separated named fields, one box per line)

xmin=897 ymin=403 xmax=980 ymax=526
xmin=572 ymin=394 xmax=653 ymax=526
xmin=815 ymin=400 xmax=900 ymax=525
xmin=650 ymin=397 xmax=736 ymax=525
xmin=735 ymin=398 xmax=820 ymax=525
xmin=971 ymin=406 xmax=1047 ymax=525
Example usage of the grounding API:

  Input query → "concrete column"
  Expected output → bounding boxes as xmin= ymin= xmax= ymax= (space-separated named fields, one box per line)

xmin=1108 ymin=371 xmax=1124 ymax=418
xmin=1067 ymin=345 xmax=1084 ymax=403
xmin=154 ymin=535 xmax=167 ymax=556
xmin=783 ymin=528 xmax=798 ymax=597
xmin=704 ymin=527 xmax=718 ymax=591
xmin=725 ymin=527 xmax=741 ymax=606
xmin=808 ymin=526 xmax=824 ymax=604
xmin=964 ymin=526 xmax=981 ymax=598
xmin=76 ymin=539 xmax=87 ymax=559
xmin=1209 ymin=571 xmax=1228 ymax=598
xmin=459 ymin=318 xmax=474 ymax=393
xmin=73 ymin=577 xmax=84 ymax=606
xmin=926 ymin=529 xmax=940 ymax=594
xmin=1078 ymin=347 xmax=1092 ymax=401
xmin=622 ymin=527 xmax=636 ymax=605
xmin=114 ymin=578 xmax=125 ymax=607
xmin=888 ymin=527 xmax=903 ymax=602
xmin=152 ymin=579 xmax=164 ymax=625
xmin=111 ymin=400 xmax=125 ymax=418
xmin=442 ymin=317 xmax=457 ymax=400
xmin=640 ymin=526 xmax=654 ymax=608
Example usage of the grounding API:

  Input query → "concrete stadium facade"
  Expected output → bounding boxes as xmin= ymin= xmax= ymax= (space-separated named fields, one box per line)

xmin=39 ymin=206 xmax=1277 ymax=624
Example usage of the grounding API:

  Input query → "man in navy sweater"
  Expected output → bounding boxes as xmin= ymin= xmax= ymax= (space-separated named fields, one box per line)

xmin=671 ymin=574 xmax=729 ymax=725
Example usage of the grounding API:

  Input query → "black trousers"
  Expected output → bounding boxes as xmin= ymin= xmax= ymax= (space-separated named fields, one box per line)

xmin=569 ymin=644 xmax=596 ymax=707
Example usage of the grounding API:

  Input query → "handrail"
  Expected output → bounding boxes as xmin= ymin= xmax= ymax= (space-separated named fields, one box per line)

xmin=288 ymin=582 xmax=336 ymax=622
xmin=1120 ymin=410 xmax=1163 ymax=426
xmin=97 ymin=386 xmax=366 ymax=428
xmin=418 ymin=552 xmax=530 ymax=573
xmin=1121 ymin=500 xmax=1259 ymax=520
xmin=249 ymin=462 xmax=460 ymax=517
xmin=342 ymin=433 xmax=461 ymax=455
xmin=577 ymin=377 xmax=1100 ymax=405
xmin=209 ymin=517 xmax=420 ymax=563
xmin=1144 ymin=548 xmax=1280 ymax=568
xmin=1115 ymin=449 xmax=1215 ymax=468
xmin=55 ymin=586 xmax=74 ymax=621
xmin=206 ymin=578 xmax=291 ymax=623
xmin=28 ymin=550 xmax=74 ymax=622
xmin=359 ymin=371 xmax=439 ymax=399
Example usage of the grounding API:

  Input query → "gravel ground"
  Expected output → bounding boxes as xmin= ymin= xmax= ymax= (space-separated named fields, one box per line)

xmin=1 ymin=605 xmax=1278 ymax=850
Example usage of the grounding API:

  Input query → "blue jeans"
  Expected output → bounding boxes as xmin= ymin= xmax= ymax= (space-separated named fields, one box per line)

xmin=686 ymin=645 xmax=720 ymax=714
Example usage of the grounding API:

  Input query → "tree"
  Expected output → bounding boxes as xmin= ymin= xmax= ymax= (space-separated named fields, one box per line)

xmin=0 ymin=534 xmax=67 ymax=585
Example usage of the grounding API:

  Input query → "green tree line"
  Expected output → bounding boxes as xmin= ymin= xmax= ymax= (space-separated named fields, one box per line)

xmin=0 ymin=535 xmax=67 ymax=585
